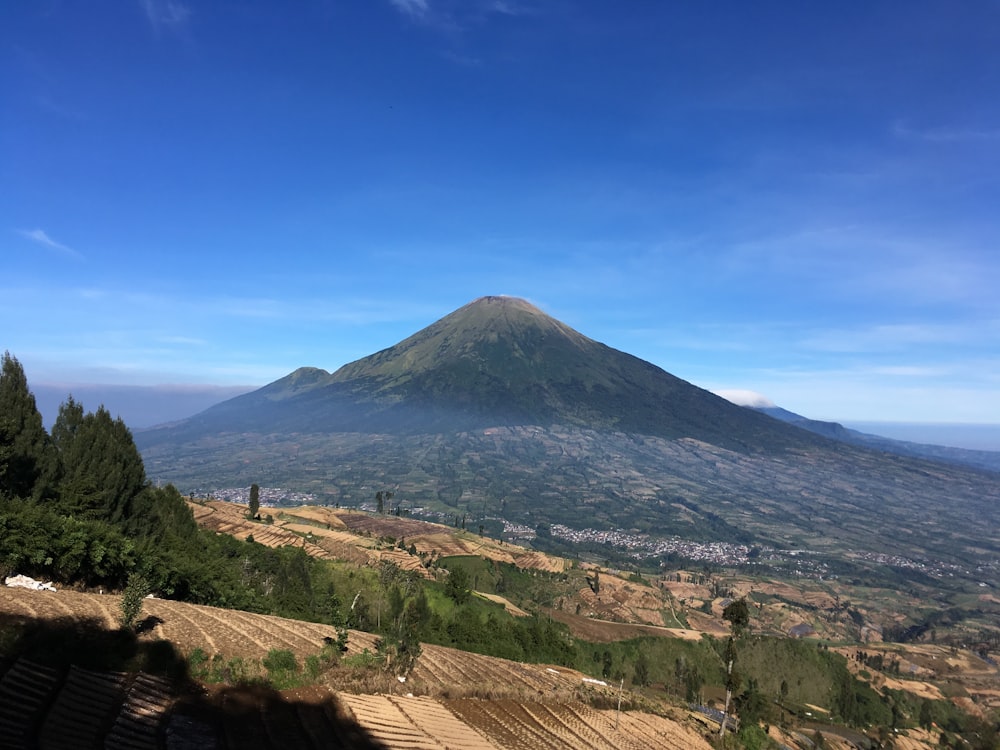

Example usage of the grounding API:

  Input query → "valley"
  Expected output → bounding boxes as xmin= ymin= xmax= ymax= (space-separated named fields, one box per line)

xmin=4 ymin=498 xmax=998 ymax=749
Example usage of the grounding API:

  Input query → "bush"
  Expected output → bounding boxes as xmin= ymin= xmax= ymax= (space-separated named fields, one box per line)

xmin=119 ymin=572 xmax=149 ymax=631
xmin=262 ymin=648 xmax=298 ymax=673
xmin=188 ymin=648 xmax=208 ymax=669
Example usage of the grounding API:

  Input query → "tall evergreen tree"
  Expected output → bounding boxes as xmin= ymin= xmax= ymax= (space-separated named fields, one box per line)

xmin=51 ymin=395 xmax=85 ymax=451
xmin=0 ymin=352 xmax=56 ymax=500
xmin=248 ymin=483 xmax=260 ymax=519
xmin=56 ymin=404 xmax=146 ymax=521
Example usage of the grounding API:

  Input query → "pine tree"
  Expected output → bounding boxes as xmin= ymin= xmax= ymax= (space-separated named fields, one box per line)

xmin=248 ymin=483 xmax=260 ymax=519
xmin=56 ymin=404 xmax=146 ymax=521
xmin=0 ymin=352 xmax=56 ymax=500
xmin=51 ymin=395 xmax=84 ymax=451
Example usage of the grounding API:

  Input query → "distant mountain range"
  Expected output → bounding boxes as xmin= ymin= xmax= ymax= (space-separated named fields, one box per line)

xmin=136 ymin=296 xmax=1000 ymax=584
xmin=749 ymin=406 xmax=1000 ymax=474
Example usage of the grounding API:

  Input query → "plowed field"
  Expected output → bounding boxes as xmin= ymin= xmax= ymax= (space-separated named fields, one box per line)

xmin=192 ymin=500 xmax=568 ymax=576
xmin=1 ymin=586 xmax=715 ymax=749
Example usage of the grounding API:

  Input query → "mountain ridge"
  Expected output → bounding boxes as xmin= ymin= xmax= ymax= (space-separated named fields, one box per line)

xmin=753 ymin=405 xmax=1000 ymax=474
xmin=141 ymin=295 xmax=828 ymax=452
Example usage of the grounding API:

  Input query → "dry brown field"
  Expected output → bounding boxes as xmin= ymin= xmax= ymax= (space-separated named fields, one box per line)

xmin=0 ymin=586 xmax=717 ymax=750
xmin=190 ymin=500 xmax=334 ymax=559
xmin=194 ymin=500 xmax=569 ymax=575
xmin=835 ymin=642 xmax=1000 ymax=711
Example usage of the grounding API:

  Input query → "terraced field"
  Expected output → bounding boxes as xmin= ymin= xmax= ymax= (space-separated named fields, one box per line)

xmin=190 ymin=501 xmax=334 ymax=560
xmin=0 ymin=587 xmax=377 ymax=663
xmin=343 ymin=694 xmax=711 ymax=750
xmin=194 ymin=500 xmax=568 ymax=576
xmin=0 ymin=587 xmax=714 ymax=749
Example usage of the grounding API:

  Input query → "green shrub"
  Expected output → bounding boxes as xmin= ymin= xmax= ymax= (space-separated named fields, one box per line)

xmin=119 ymin=572 xmax=149 ymax=631
xmin=188 ymin=647 xmax=208 ymax=668
xmin=262 ymin=648 xmax=298 ymax=673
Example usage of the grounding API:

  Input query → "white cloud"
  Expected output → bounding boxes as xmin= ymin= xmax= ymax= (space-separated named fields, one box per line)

xmin=17 ymin=229 xmax=83 ymax=260
xmin=703 ymin=358 xmax=1000 ymax=424
xmin=713 ymin=389 xmax=775 ymax=408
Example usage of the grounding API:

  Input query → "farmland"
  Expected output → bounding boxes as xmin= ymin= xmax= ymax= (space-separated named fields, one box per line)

xmin=190 ymin=499 xmax=567 ymax=579
xmin=0 ymin=586 xmax=713 ymax=749
xmin=191 ymin=500 xmax=1000 ymax=706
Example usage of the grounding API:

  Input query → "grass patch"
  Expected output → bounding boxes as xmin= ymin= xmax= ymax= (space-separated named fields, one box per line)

xmin=187 ymin=643 xmax=343 ymax=690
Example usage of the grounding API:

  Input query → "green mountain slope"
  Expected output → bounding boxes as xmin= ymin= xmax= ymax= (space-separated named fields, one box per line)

xmin=140 ymin=296 xmax=825 ymax=452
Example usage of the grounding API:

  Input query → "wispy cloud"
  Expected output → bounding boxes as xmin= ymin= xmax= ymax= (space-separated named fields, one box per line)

xmin=801 ymin=323 xmax=981 ymax=354
xmin=17 ymin=229 xmax=83 ymax=260
xmin=893 ymin=120 xmax=1000 ymax=143
xmin=390 ymin=0 xmax=430 ymax=21
xmin=36 ymin=95 xmax=89 ymax=122
xmin=387 ymin=0 xmax=531 ymax=31
xmin=140 ymin=0 xmax=191 ymax=34
xmin=158 ymin=335 xmax=208 ymax=347
xmin=489 ymin=1 xmax=526 ymax=15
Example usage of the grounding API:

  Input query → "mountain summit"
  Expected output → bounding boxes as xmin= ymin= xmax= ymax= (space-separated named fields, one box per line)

xmin=148 ymin=296 xmax=817 ymax=451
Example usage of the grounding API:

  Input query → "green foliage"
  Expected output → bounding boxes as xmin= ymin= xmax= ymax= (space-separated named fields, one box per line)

xmin=445 ymin=565 xmax=471 ymax=604
xmin=119 ymin=572 xmax=150 ymax=631
xmin=735 ymin=677 xmax=773 ymax=726
xmin=632 ymin=651 xmax=650 ymax=686
xmin=0 ymin=352 xmax=57 ymax=501
xmin=248 ymin=483 xmax=260 ymax=519
xmin=188 ymin=653 xmax=264 ymax=687
xmin=736 ymin=724 xmax=774 ymax=750
xmin=0 ymin=498 xmax=137 ymax=585
xmin=55 ymin=404 xmax=146 ymax=523
xmin=342 ymin=649 xmax=381 ymax=669
xmin=262 ymin=648 xmax=298 ymax=673
xmin=187 ymin=642 xmax=342 ymax=691
xmin=723 ymin=597 xmax=751 ymax=637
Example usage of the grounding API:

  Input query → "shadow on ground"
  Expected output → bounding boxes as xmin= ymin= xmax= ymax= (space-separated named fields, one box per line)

xmin=0 ymin=613 xmax=388 ymax=749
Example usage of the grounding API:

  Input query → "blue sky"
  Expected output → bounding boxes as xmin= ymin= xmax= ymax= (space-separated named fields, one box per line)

xmin=4 ymin=1 xmax=1000 ymax=429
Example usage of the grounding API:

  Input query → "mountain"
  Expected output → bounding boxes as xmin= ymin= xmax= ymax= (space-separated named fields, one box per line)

xmin=754 ymin=405 xmax=1000 ymax=474
xmin=140 ymin=296 xmax=824 ymax=452
xmin=137 ymin=296 xmax=1000 ymax=585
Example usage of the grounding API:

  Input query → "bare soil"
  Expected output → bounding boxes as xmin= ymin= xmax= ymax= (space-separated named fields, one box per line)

xmin=1 ymin=586 xmax=717 ymax=749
